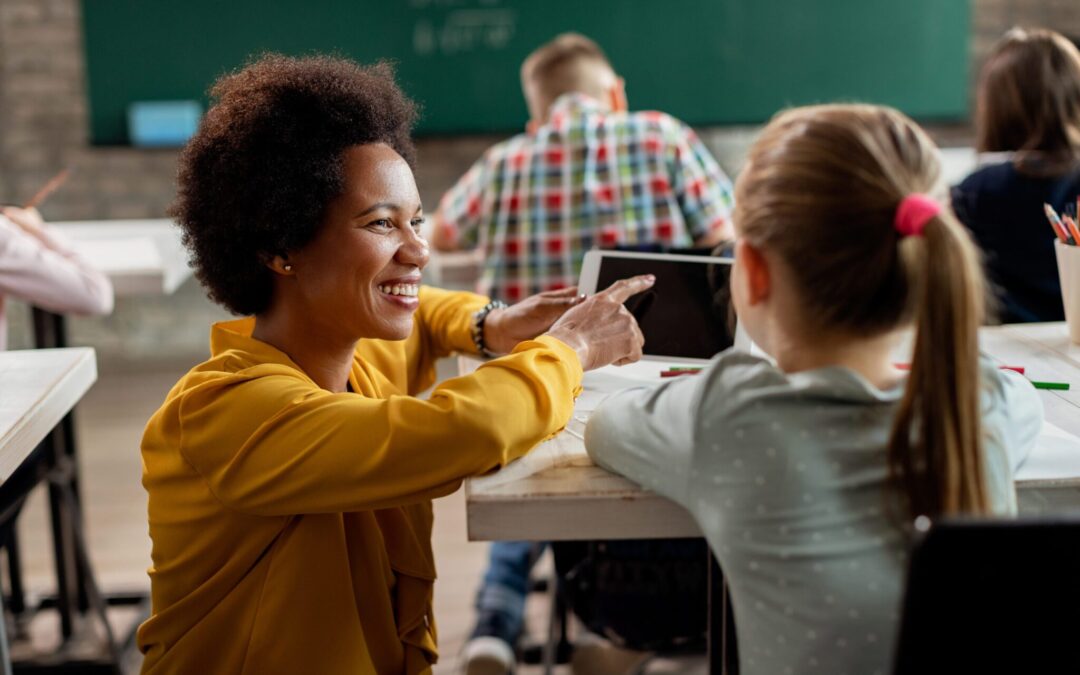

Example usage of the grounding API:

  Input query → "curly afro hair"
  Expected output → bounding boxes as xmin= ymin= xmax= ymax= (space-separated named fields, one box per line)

xmin=171 ymin=54 xmax=418 ymax=316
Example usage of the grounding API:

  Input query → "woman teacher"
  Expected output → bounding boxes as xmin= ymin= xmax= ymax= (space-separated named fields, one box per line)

xmin=137 ymin=55 xmax=650 ymax=674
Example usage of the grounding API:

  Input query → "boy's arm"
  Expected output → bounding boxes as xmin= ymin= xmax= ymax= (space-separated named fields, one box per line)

xmin=429 ymin=212 xmax=460 ymax=251
xmin=433 ymin=155 xmax=490 ymax=252
xmin=666 ymin=121 xmax=736 ymax=247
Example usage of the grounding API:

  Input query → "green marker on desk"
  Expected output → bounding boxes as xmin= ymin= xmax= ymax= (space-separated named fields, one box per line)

xmin=1030 ymin=380 xmax=1071 ymax=391
xmin=669 ymin=366 xmax=704 ymax=372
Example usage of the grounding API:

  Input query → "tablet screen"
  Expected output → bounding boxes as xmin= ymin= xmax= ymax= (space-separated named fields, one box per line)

xmin=595 ymin=256 xmax=736 ymax=360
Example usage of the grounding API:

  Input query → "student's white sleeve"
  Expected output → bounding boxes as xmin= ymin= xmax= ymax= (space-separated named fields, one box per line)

xmin=0 ymin=216 xmax=114 ymax=315
xmin=585 ymin=370 xmax=711 ymax=504
xmin=983 ymin=360 xmax=1044 ymax=471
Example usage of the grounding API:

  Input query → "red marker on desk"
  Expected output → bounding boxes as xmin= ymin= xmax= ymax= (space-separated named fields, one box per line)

xmin=659 ymin=367 xmax=703 ymax=378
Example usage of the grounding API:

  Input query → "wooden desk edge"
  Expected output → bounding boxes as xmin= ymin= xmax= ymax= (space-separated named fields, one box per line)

xmin=467 ymin=491 xmax=702 ymax=541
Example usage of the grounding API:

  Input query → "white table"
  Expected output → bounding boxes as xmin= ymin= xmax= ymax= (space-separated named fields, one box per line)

xmin=0 ymin=348 xmax=97 ymax=674
xmin=21 ymin=219 xmax=188 ymax=653
xmin=465 ymin=323 xmax=1080 ymax=540
xmin=939 ymin=146 xmax=977 ymax=187
xmin=51 ymin=218 xmax=192 ymax=297
xmin=0 ymin=349 xmax=96 ymax=489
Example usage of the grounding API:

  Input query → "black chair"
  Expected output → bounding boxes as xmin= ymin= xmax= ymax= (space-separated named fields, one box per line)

xmin=893 ymin=515 xmax=1080 ymax=674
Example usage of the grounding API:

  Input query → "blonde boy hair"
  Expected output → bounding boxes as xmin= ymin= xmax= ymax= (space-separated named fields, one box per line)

xmin=520 ymin=33 xmax=618 ymax=122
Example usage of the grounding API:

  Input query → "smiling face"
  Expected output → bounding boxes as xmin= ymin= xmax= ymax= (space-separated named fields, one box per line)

xmin=285 ymin=143 xmax=429 ymax=342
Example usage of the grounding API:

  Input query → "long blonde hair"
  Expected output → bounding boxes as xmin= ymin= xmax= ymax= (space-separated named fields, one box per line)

xmin=735 ymin=104 xmax=990 ymax=517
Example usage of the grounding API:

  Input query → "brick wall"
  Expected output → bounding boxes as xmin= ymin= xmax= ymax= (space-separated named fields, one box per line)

xmin=0 ymin=0 xmax=1071 ymax=361
xmin=973 ymin=0 xmax=1080 ymax=64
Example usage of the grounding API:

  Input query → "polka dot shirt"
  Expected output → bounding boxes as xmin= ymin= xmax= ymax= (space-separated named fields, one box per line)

xmin=586 ymin=350 xmax=1042 ymax=675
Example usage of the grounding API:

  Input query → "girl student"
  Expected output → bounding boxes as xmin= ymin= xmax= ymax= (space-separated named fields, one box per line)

xmin=585 ymin=104 xmax=1044 ymax=675
xmin=952 ymin=27 xmax=1080 ymax=323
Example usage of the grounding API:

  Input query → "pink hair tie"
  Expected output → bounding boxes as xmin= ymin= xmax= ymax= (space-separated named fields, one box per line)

xmin=894 ymin=194 xmax=941 ymax=238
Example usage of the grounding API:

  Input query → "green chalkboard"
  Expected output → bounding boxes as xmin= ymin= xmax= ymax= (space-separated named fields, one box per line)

xmin=82 ymin=0 xmax=970 ymax=145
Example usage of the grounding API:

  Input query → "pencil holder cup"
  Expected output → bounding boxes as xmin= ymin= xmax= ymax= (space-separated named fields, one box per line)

xmin=1056 ymin=240 xmax=1080 ymax=344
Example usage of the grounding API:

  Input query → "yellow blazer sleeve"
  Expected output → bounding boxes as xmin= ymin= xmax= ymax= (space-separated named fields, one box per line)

xmin=174 ymin=336 xmax=582 ymax=515
xmin=389 ymin=285 xmax=486 ymax=396
xmin=414 ymin=285 xmax=486 ymax=356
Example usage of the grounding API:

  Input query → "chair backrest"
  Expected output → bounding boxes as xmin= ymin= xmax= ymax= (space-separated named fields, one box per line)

xmin=893 ymin=515 xmax=1080 ymax=674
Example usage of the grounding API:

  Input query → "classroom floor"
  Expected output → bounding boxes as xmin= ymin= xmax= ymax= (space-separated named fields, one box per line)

xmin=8 ymin=360 xmax=704 ymax=674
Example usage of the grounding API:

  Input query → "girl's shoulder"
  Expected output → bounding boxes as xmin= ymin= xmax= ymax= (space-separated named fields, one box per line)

xmin=697 ymin=350 xmax=788 ymax=404
xmin=699 ymin=349 xmax=906 ymax=410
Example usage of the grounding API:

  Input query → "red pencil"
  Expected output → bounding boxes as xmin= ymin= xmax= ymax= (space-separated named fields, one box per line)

xmin=1044 ymin=203 xmax=1071 ymax=244
xmin=660 ymin=370 xmax=700 ymax=378
xmin=1064 ymin=214 xmax=1080 ymax=245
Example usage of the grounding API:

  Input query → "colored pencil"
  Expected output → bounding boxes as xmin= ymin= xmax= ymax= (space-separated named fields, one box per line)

xmin=660 ymin=370 xmax=700 ymax=378
xmin=1064 ymin=214 xmax=1080 ymax=245
xmin=23 ymin=167 xmax=71 ymax=209
xmin=1044 ymin=203 xmax=1073 ymax=244
xmin=668 ymin=366 xmax=704 ymax=371
xmin=1030 ymin=380 xmax=1070 ymax=391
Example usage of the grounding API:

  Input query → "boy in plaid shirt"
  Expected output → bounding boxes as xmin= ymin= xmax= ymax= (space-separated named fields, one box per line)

xmin=440 ymin=33 xmax=735 ymax=674
xmin=434 ymin=32 xmax=734 ymax=303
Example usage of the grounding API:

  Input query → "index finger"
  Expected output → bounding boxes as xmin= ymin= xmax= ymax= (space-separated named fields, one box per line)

xmin=598 ymin=274 xmax=656 ymax=304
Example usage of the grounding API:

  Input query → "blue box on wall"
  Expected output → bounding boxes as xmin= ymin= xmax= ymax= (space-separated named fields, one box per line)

xmin=127 ymin=100 xmax=202 ymax=147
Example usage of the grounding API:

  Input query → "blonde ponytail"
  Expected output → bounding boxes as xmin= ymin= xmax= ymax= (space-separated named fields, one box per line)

xmin=889 ymin=213 xmax=989 ymax=516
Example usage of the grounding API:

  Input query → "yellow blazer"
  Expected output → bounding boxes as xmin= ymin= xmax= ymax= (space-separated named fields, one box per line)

xmin=137 ymin=286 xmax=582 ymax=674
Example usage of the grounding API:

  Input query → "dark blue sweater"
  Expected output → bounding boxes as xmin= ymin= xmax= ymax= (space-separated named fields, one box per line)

xmin=951 ymin=161 xmax=1080 ymax=323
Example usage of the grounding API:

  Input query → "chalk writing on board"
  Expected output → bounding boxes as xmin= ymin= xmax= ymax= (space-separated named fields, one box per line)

xmin=413 ymin=8 xmax=517 ymax=56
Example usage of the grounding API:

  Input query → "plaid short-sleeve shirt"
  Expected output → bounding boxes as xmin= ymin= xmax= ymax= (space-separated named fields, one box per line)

xmin=436 ymin=93 xmax=735 ymax=302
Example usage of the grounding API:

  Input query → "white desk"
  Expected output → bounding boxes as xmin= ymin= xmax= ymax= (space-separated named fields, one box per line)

xmin=939 ymin=146 xmax=977 ymax=186
xmin=465 ymin=323 xmax=1080 ymax=541
xmin=51 ymin=219 xmax=192 ymax=297
xmin=0 ymin=348 xmax=97 ymax=673
xmin=0 ymin=349 xmax=96 ymax=483
xmin=23 ymin=218 xmax=185 ymax=655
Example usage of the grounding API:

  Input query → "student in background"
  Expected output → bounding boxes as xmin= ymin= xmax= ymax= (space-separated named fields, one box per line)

xmin=951 ymin=27 xmax=1080 ymax=323
xmin=435 ymin=32 xmax=735 ymax=674
xmin=0 ymin=205 xmax=114 ymax=349
xmin=433 ymin=32 xmax=734 ymax=302
xmin=586 ymin=104 xmax=1044 ymax=675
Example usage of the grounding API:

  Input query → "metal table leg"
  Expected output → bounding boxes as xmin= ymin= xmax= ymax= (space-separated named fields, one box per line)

xmin=30 ymin=309 xmax=83 ymax=637
xmin=0 ymin=586 xmax=13 ymax=675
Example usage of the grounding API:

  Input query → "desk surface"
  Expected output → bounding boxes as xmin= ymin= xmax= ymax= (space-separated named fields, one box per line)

xmin=465 ymin=323 xmax=1080 ymax=541
xmin=0 ymin=349 xmax=97 ymax=483
xmin=51 ymin=219 xmax=192 ymax=297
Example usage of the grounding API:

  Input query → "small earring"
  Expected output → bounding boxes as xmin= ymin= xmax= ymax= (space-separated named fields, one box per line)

xmin=283 ymin=264 xmax=293 ymax=272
